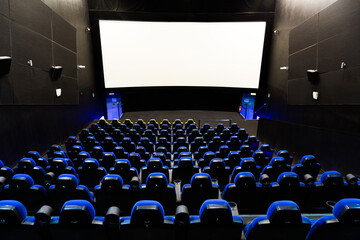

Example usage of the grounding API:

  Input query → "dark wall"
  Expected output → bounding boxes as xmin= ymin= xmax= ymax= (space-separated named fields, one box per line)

xmin=258 ymin=0 xmax=360 ymax=174
xmin=0 ymin=0 xmax=105 ymax=167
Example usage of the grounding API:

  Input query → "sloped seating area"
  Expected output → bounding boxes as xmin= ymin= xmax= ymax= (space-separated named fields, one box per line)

xmin=0 ymin=118 xmax=359 ymax=239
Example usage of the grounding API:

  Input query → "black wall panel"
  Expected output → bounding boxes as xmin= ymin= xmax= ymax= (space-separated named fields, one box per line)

xmin=0 ymin=74 xmax=13 ymax=105
xmin=53 ymin=12 xmax=77 ymax=52
xmin=11 ymin=23 xmax=52 ymax=71
xmin=54 ymin=77 xmax=79 ymax=105
xmin=288 ymin=78 xmax=316 ymax=105
xmin=318 ymin=0 xmax=360 ymax=41
xmin=0 ymin=0 xmax=9 ymax=17
xmin=318 ymin=27 xmax=360 ymax=73
xmin=288 ymin=45 xmax=317 ymax=79
xmin=0 ymin=15 xmax=11 ymax=56
xmin=13 ymin=64 xmax=55 ymax=105
xmin=9 ymin=0 xmax=52 ymax=38
xmin=53 ymin=43 xmax=78 ymax=79
xmin=289 ymin=15 xmax=318 ymax=55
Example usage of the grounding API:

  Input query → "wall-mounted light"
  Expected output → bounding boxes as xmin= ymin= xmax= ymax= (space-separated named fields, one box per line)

xmin=273 ymin=30 xmax=280 ymax=35
xmin=77 ymin=65 xmax=86 ymax=69
xmin=85 ymin=27 xmax=91 ymax=32
xmin=312 ymin=91 xmax=319 ymax=100
xmin=0 ymin=56 xmax=12 ymax=75
xmin=341 ymin=62 xmax=346 ymax=69
xmin=307 ymin=69 xmax=320 ymax=84
xmin=27 ymin=60 xmax=33 ymax=67
xmin=50 ymin=66 xmax=63 ymax=80
xmin=280 ymin=66 xmax=288 ymax=71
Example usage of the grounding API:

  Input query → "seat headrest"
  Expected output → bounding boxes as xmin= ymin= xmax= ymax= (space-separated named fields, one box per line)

xmin=230 ymin=135 xmax=239 ymax=141
xmin=260 ymin=144 xmax=270 ymax=151
xmin=147 ymin=158 xmax=163 ymax=169
xmin=333 ymin=198 xmax=360 ymax=223
xmin=85 ymin=136 xmax=96 ymax=142
xmin=135 ymin=146 xmax=146 ymax=154
xmin=321 ymin=171 xmax=344 ymax=187
xmin=25 ymin=151 xmax=40 ymax=160
xmin=178 ymin=152 xmax=192 ymax=159
xmin=203 ymin=151 xmax=216 ymax=160
xmin=18 ymin=158 xmax=36 ymax=169
xmin=153 ymin=153 xmax=166 ymax=162
xmin=67 ymin=136 xmax=78 ymax=142
xmin=156 ymin=146 xmax=168 ymax=154
xmin=269 ymin=157 xmax=286 ymax=168
xmin=10 ymin=174 xmax=34 ymax=189
xmin=50 ymin=145 xmax=62 ymax=152
xmin=240 ymin=158 xmax=256 ymax=168
xmin=121 ymin=137 xmax=132 ymax=144
xmin=0 ymin=200 xmax=27 ymax=225
xmin=102 ymin=153 xmax=116 ymax=160
xmin=300 ymin=155 xmax=316 ymax=166
xmin=277 ymin=172 xmax=300 ymax=187
xmin=146 ymin=173 xmax=168 ymax=189
xmin=228 ymin=151 xmax=241 ymax=160
xmin=240 ymin=145 xmax=251 ymax=151
xmin=92 ymin=146 xmax=104 ymax=152
xmin=175 ymin=137 xmax=186 ymax=143
xmin=234 ymin=172 xmax=256 ymax=188
xmin=253 ymin=150 xmax=265 ymax=158
xmin=199 ymin=199 xmax=233 ymax=224
xmin=129 ymin=153 xmax=141 ymax=161
xmin=103 ymin=136 xmax=114 ymax=143
xmin=55 ymin=174 xmax=79 ymax=189
xmin=219 ymin=145 xmax=230 ymax=152
xmin=60 ymin=200 xmax=95 ymax=225
xmin=178 ymin=157 xmax=194 ymax=168
xmin=82 ymin=158 xmax=100 ymax=170
xmin=101 ymin=174 xmax=124 ymax=189
xmin=211 ymin=136 xmax=222 ymax=143
xmin=114 ymin=159 xmax=131 ymax=171
xmin=277 ymin=150 xmax=290 ymax=158
xmin=247 ymin=136 xmax=257 ymax=141
xmin=209 ymin=159 xmax=225 ymax=169
xmin=140 ymin=137 xmax=150 ymax=144
xmin=71 ymin=145 xmax=83 ymax=151
xmin=194 ymin=136 xmax=204 ymax=143
xmin=52 ymin=158 xmax=68 ymax=168
xmin=191 ymin=173 xmax=212 ymax=189
xmin=78 ymin=151 xmax=91 ymax=159
xmin=131 ymin=200 xmax=165 ymax=226
xmin=267 ymin=201 xmax=302 ymax=224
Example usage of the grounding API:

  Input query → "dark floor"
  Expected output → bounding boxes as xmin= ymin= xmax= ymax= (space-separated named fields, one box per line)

xmin=120 ymin=110 xmax=259 ymax=136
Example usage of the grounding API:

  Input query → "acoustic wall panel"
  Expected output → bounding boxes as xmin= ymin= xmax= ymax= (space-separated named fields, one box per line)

xmin=11 ymin=22 xmax=52 ymax=71
xmin=9 ymin=0 xmax=52 ymax=38
xmin=289 ymin=14 xmax=318 ymax=55
xmin=318 ymin=26 xmax=360 ymax=73
xmin=0 ymin=15 xmax=11 ymax=56
xmin=288 ymin=78 xmax=316 ymax=105
xmin=0 ymin=0 xmax=9 ymax=17
xmin=53 ymin=43 xmax=78 ymax=79
xmin=13 ymin=64 xmax=55 ymax=105
xmin=53 ymin=12 xmax=77 ymax=52
xmin=318 ymin=0 xmax=360 ymax=41
xmin=288 ymin=45 xmax=317 ymax=79
xmin=54 ymin=77 xmax=79 ymax=105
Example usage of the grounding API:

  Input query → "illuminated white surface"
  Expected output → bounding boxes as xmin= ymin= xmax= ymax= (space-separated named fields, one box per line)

xmin=99 ymin=20 xmax=266 ymax=89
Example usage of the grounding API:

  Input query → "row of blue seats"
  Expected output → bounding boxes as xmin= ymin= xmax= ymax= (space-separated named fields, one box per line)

xmin=1 ymin=198 xmax=359 ymax=240
xmin=1 ymin=152 xmax=320 ymax=192
xmin=2 ymin=169 xmax=359 ymax=216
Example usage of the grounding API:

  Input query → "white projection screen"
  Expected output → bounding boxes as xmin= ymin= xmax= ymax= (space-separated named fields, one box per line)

xmin=99 ymin=20 xmax=266 ymax=89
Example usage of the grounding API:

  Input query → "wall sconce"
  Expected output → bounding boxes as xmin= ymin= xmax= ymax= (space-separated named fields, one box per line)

xmin=273 ymin=30 xmax=280 ymax=35
xmin=50 ymin=66 xmax=63 ymax=80
xmin=0 ymin=56 xmax=12 ymax=75
xmin=280 ymin=66 xmax=288 ymax=71
xmin=307 ymin=69 xmax=320 ymax=84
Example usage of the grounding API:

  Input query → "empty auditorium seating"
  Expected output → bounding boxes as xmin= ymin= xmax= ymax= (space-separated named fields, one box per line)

xmin=48 ymin=174 xmax=94 ymax=214
xmin=83 ymin=136 xmax=100 ymax=152
xmin=0 ymin=200 xmax=41 ymax=240
xmin=226 ymin=135 xmax=242 ymax=151
xmin=101 ymin=136 xmax=118 ymax=152
xmin=198 ymin=151 xmax=216 ymax=169
xmin=259 ymin=144 xmax=274 ymax=160
xmin=276 ymin=150 xmax=294 ymax=165
xmin=49 ymin=200 xmax=116 ymax=240
xmin=128 ymin=152 xmax=146 ymax=172
xmin=215 ymin=145 xmax=231 ymax=159
xmin=1 ymin=174 xmax=47 ymax=214
xmin=94 ymin=174 xmax=136 ymax=216
xmin=77 ymin=158 xmax=107 ymax=189
xmin=181 ymin=173 xmax=220 ymax=214
xmin=172 ymin=157 xmax=200 ymax=186
xmin=13 ymin=158 xmax=46 ymax=186
xmin=72 ymin=151 xmax=91 ymax=169
xmin=208 ymin=136 xmax=224 ymax=152
xmin=139 ymin=173 xmax=176 ymax=214
xmin=25 ymin=151 xmax=49 ymax=169
xmin=265 ymin=172 xmax=306 ymax=209
xmin=46 ymin=158 xmax=78 ymax=179
xmin=109 ymin=159 xmax=138 ymax=184
xmin=244 ymin=200 xmax=311 ymax=240
xmin=261 ymin=157 xmax=291 ymax=182
xmin=188 ymin=199 xmax=243 ymax=240
xmin=243 ymin=136 xmax=259 ymax=151
xmin=306 ymin=198 xmax=360 ymax=240
xmin=224 ymin=151 xmax=242 ymax=171
xmin=231 ymin=158 xmax=261 ymax=182
xmin=140 ymin=158 xmax=170 ymax=183
xmin=113 ymin=146 xmax=129 ymax=159
xmin=120 ymin=200 xmax=175 ymax=240
xmin=252 ymin=150 xmax=268 ymax=169
xmin=222 ymin=172 xmax=264 ymax=213
xmin=292 ymin=155 xmax=321 ymax=182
